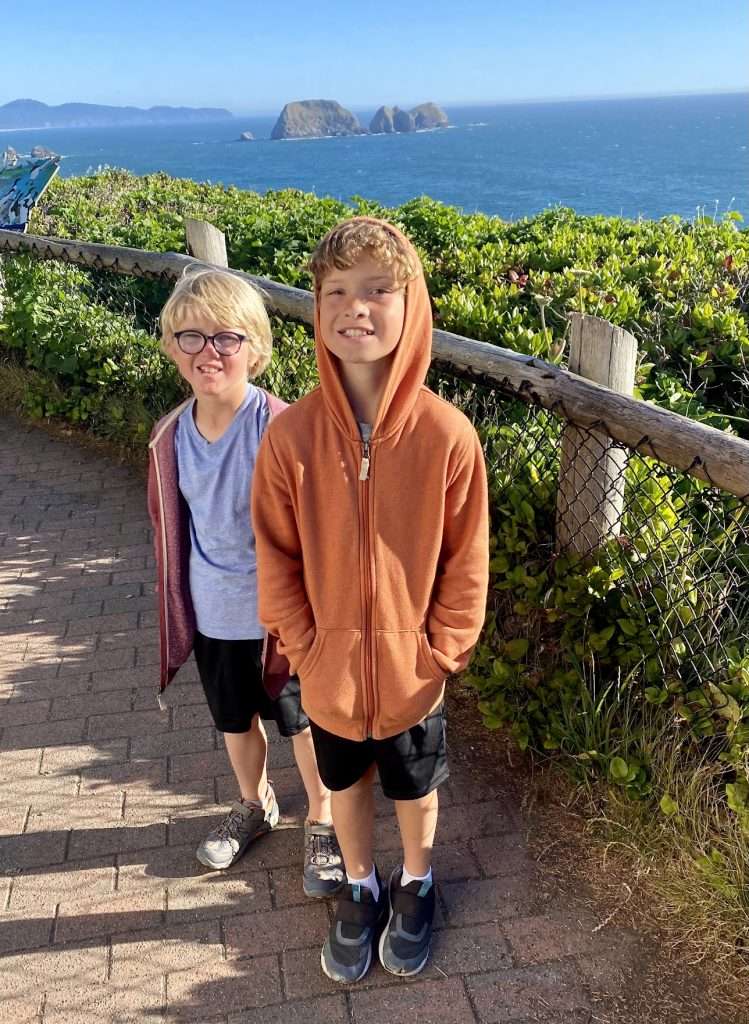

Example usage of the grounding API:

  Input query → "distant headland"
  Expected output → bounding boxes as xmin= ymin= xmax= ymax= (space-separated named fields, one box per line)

xmin=271 ymin=99 xmax=449 ymax=139
xmin=0 ymin=99 xmax=233 ymax=130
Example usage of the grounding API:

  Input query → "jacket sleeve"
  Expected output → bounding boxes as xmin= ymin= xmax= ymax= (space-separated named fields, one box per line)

xmin=427 ymin=427 xmax=489 ymax=675
xmin=146 ymin=448 xmax=162 ymax=583
xmin=252 ymin=429 xmax=316 ymax=675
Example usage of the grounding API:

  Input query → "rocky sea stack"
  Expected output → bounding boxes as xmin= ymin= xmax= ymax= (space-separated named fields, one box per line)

xmin=271 ymin=100 xmax=364 ymax=139
xmin=369 ymin=102 xmax=448 ymax=134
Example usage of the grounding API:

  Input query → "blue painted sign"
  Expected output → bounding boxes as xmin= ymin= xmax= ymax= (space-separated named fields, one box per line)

xmin=0 ymin=157 xmax=60 ymax=232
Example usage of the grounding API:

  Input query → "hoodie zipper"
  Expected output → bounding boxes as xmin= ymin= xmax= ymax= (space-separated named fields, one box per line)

xmin=359 ymin=436 xmax=375 ymax=738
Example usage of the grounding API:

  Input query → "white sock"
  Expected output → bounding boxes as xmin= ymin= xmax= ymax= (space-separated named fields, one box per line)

xmin=347 ymin=865 xmax=379 ymax=900
xmin=401 ymin=865 xmax=432 ymax=887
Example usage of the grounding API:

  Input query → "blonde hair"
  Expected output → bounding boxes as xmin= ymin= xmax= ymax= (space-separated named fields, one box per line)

xmin=160 ymin=267 xmax=272 ymax=378
xmin=309 ymin=218 xmax=418 ymax=290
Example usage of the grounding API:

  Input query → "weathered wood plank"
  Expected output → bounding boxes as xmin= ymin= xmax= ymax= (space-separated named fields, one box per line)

xmin=556 ymin=314 xmax=639 ymax=555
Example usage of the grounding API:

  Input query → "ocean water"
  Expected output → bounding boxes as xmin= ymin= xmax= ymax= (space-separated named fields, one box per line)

xmin=2 ymin=93 xmax=747 ymax=221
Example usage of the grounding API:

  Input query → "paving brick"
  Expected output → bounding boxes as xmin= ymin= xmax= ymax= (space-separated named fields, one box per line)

xmin=471 ymin=833 xmax=534 ymax=877
xmin=0 ymin=990 xmax=43 ymax=1023
xmin=101 ymin=626 xmax=159 ymax=653
xmin=224 ymin=903 xmax=329 ymax=956
xmin=131 ymin=726 xmax=215 ymax=759
xmin=0 ymin=830 xmax=68 ymax=872
xmin=466 ymin=964 xmax=592 ymax=1022
xmin=166 ymin=955 xmax=282 ymax=1019
xmin=59 ymin=646 xmax=135 ymax=676
xmin=349 ymin=978 xmax=477 ymax=1023
xmin=0 ymin=770 xmax=78 ymax=810
xmin=170 ymin=747 xmax=232 ymax=784
xmin=165 ymin=868 xmax=270 ymax=924
xmin=91 ymin=665 xmax=155 ymax=692
xmin=269 ymin=865 xmax=310 ymax=909
xmin=240 ymin=826 xmax=304 ymax=870
xmin=172 ymin=702 xmax=215 ymax=730
xmin=43 ymin=975 xmax=165 ymax=1023
xmin=12 ymin=674 xmax=92 ymax=701
xmin=68 ymin=822 xmax=167 ymax=860
xmin=123 ymin=778 xmax=215 ymax=824
xmin=24 ymin=794 xmax=123 ymax=833
xmin=116 ymin=843 xmax=203 ymax=892
xmin=88 ymin=708 xmax=169 ymax=740
xmin=54 ymin=888 xmax=164 ymax=943
xmin=0 ymin=907 xmax=54 ymax=952
xmin=50 ymin=689 xmax=131 ymax=722
xmin=504 ymin=912 xmax=604 ymax=964
xmin=440 ymin=876 xmax=536 ymax=926
xmin=280 ymin=945 xmax=346 ymax=999
xmin=40 ymin=738 xmax=129 ymax=774
xmin=0 ymin=746 xmax=43 ymax=778
xmin=1 ymin=942 xmax=107 ymax=994
xmin=167 ymin=811 xmax=226 ymax=849
xmin=79 ymin=756 xmax=167 ymax=795
xmin=431 ymin=922 xmax=512 ymax=974
xmin=0 ymin=716 xmax=85 ymax=752
xmin=0 ymin=697 xmax=51 ymax=726
xmin=9 ymin=857 xmax=116 ymax=911
xmin=110 ymin=919 xmax=222 ymax=978
xmin=135 ymin=681 xmax=204 ymax=710
xmin=229 ymin=995 xmax=349 ymax=1024
xmin=135 ymin=644 xmax=160 ymax=667
xmin=67 ymin=612 xmax=139 ymax=637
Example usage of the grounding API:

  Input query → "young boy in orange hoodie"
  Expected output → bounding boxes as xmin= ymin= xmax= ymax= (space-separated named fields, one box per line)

xmin=252 ymin=218 xmax=489 ymax=982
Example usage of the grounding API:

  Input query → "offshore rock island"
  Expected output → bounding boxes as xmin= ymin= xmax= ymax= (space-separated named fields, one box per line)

xmin=271 ymin=100 xmax=365 ymax=139
xmin=271 ymin=99 xmax=449 ymax=139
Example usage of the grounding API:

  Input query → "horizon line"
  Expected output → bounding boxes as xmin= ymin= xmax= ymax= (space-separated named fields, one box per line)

xmin=2 ymin=87 xmax=746 ymax=122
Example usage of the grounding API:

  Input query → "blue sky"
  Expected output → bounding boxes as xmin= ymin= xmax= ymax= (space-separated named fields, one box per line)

xmin=2 ymin=0 xmax=747 ymax=113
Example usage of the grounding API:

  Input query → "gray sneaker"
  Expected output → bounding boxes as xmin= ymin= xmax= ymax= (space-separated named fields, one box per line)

xmin=303 ymin=821 xmax=345 ymax=898
xmin=196 ymin=784 xmax=279 ymax=870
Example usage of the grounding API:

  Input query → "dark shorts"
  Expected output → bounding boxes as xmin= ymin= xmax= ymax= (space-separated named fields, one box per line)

xmin=193 ymin=631 xmax=309 ymax=737
xmin=309 ymin=706 xmax=449 ymax=800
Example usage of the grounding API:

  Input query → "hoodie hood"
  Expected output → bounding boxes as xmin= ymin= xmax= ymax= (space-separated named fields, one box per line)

xmin=313 ymin=217 xmax=433 ymax=443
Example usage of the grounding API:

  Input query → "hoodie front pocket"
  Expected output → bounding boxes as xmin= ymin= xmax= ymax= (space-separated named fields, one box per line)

xmin=298 ymin=628 xmax=364 ymax=727
xmin=374 ymin=630 xmax=447 ymax=737
xmin=418 ymin=632 xmax=447 ymax=682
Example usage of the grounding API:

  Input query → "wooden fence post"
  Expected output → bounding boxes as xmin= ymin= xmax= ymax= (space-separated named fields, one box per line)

xmin=555 ymin=313 xmax=638 ymax=557
xmin=184 ymin=218 xmax=228 ymax=267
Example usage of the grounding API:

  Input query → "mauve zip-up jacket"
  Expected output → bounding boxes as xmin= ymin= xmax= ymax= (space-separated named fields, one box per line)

xmin=252 ymin=219 xmax=490 ymax=741
xmin=147 ymin=389 xmax=290 ymax=702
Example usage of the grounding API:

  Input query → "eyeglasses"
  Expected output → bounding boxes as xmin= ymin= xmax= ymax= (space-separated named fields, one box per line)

xmin=173 ymin=330 xmax=247 ymax=356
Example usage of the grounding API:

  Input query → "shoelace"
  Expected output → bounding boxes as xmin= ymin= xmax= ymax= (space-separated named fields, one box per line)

xmin=214 ymin=803 xmax=262 ymax=841
xmin=306 ymin=830 xmax=339 ymax=866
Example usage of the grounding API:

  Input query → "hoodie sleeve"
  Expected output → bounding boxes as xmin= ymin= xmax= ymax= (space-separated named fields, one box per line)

xmin=252 ymin=429 xmax=316 ymax=674
xmin=427 ymin=427 xmax=489 ymax=675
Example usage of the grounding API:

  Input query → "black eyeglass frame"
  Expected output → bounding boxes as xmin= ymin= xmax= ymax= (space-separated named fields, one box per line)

xmin=173 ymin=330 xmax=247 ymax=355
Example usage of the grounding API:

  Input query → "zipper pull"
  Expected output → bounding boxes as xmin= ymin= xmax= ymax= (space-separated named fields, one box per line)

xmin=359 ymin=441 xmax=370 ymax=481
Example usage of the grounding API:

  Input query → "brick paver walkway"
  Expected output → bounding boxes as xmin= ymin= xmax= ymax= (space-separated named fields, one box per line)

xmin=0 ymin=415 xmax=647 ymax=1023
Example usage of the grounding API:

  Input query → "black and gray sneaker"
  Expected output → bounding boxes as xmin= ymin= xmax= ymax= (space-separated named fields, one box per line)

xmin=378 ymin=866 xmax=436 ymax=976
xmin=303 ymin=822 xmax=345 ymax=898
xmin=321 ymin=868 xmax=387 ymax=983
xmin=196 ymin=783 xmax=279 ymax=870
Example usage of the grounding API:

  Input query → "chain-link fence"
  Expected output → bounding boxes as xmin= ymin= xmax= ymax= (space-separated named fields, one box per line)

xmin=2 ymin=229 xmax=748 ymax=762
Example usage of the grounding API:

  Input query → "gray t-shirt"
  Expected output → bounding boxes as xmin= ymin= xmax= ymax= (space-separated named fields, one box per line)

xmin=175 ymin=384 xmax=269 ymax=640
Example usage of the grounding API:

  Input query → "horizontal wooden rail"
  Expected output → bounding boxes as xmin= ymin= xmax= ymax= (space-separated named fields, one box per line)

xmin=2 ymin=227 xmax=749 ymax=499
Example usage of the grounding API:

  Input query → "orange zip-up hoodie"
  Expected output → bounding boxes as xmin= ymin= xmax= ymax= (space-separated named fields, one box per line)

xmin=252 ymin=219 xmax=489 ymax=740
